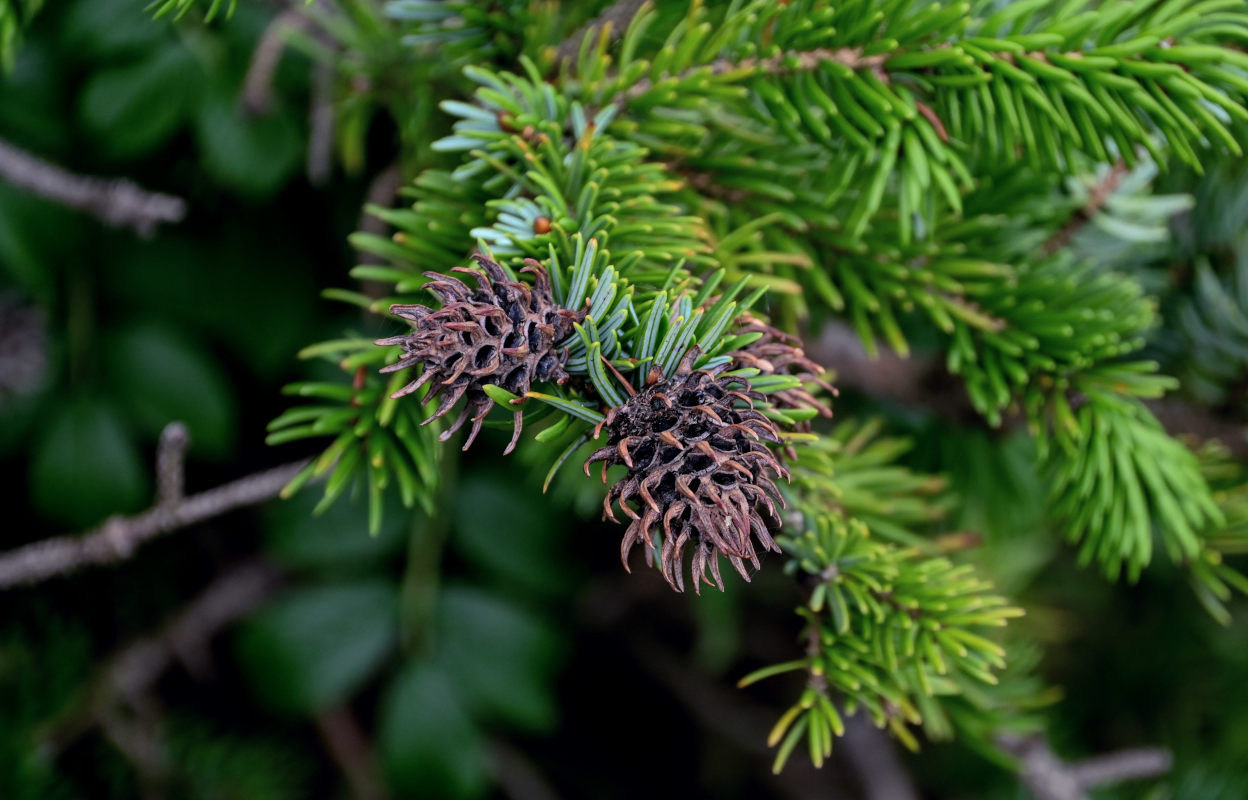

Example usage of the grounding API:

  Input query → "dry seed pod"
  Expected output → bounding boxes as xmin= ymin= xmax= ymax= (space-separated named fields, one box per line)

xmin=376 ymin=255 xmax=575 ymax=453
xmin=586 ymin=350 xmax=789 ymax=593
xmin=729 ymin=313 xmax=835 ymax=424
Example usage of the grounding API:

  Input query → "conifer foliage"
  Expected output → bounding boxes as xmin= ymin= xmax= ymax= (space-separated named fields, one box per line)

xmin=257 ymin=0 xmax=1248 ymax=778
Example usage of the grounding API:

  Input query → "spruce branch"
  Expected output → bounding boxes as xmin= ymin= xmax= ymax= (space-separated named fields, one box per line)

xmin=0 ymin=137 xmax=186 ymax=237
xmin=1042 ymin=160 xmax=1130 ymax=255
xmin=0 ymin=423 xmax=309 ymax=589
xmin=813 ymin=321 xmax=1248 ymax=461
xmin=554 ymin=0 xmax=648 ymax=63
xmin=616 ymin=46 xmax=890 ymax=106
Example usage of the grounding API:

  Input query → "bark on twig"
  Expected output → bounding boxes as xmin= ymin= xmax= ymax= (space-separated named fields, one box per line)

xmin=307 ymin=59 xmax=336 ymax=185
xmin=0 ymin=295 xmax=46 ymax=401
xmin=812 ymin=321 xmax=1248 ymax=458
xmin=241 ymin=10 xmax=314 ymax=116
xmin=109 ymin=560 xmax=281 ymax=699
xmin=156 ymin=423 xmax=190 ymax=508
xmin=356 ymin=161 xmax=404 ymax=251
xmin=1069 ymin=747 xmax=1173 ymax=789
xmin=997 ymin=734 xmax=1173 ymax=800
xmin=1042 ymin=161 xmax=1130 ymax=256
xmin=315 ymin=706 xmax=389 ymax=800
xmin=839 ymin=715 xmax=920 ymax=800
xmin=492 ymin=740 xmax=563 ymax=800
xmin=0 ymin=423 xmax=308 ymax=590
xmin=42 ymin=561 xmax=281 ymax=762
xmin=0 ymin=138 xmax=186 ymax=237
xmin=554 ymin=0 xmax=648 ymax=63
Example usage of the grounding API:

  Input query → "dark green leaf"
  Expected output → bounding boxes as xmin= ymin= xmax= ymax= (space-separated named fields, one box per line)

xmin=29 ymin=401 xmax=147 ymax=527
xmin=235 ymin=581 xmax=397 ymax=714
xmin=379 ymin=660 xmax=489 ymax=800
xmin=79 ymin=44 xmax=201 ymax=157
xmin=194 ymin=86 xmax=302 ymax=196
xmin=436 ymin=586 xmax=562 ymax=732
xmin=452 ymin=472 xmax=568 ymax=594
xmin=262 ymin=491 xmax=407 ymax=574
xmin=106 ymin=324 xmax=235 ymax=457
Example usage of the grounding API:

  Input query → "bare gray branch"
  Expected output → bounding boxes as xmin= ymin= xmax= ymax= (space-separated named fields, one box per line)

xmin=998 ymin=734 xmax=1173 ymax=800
xmin=0 ymin=456 xmax=308 ymax=590
xmin=0 ymin=138 xmax=186 ymax=237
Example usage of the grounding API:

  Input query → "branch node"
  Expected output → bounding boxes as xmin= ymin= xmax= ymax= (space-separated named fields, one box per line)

xmin=157 ymin=422 xmax=190 ymax=508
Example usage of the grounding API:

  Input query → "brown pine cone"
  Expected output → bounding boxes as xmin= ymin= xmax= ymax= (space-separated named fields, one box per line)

xmin=585 ymin=350 xmax=789 ymax=593
xmin=730 ymin=313 xmax=835 ymax=423
xmin=376 ymin=255 xmax=575 ymax=453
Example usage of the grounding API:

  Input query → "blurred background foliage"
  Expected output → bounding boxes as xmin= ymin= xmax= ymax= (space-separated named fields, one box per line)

xmin=1 ymin=1 xmax=1246 ymax=799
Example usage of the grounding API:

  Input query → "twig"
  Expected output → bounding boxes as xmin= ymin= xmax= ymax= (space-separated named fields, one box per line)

xmin=0 ymin=428 xmax=309 ymax=589
xmin=156 ymin=423 xmax=190 ymax=508
xmin=812 ymin=320 xmax=1248 ymax=457
xmin=0 ymin=295 xmax=47 ymax=401
xmin=356 ymin=162 xmax=404 ymax=298
xmin=0 ymin=138 xmax=186 ymax=237
xmin=1000 ymin=734 xmax=1087 ymax=800
xmin=357 ymin=161 xmax=404 ymax=250
xmin=491 ymin=740 xmax=563 ymax=800
xmin=618 ymin=47 xmax=886 ymax=106
xmin=314 ymin=706 xmax=389 ymax=800
xmin=1141 ymin=398 xmax=1248 ymax=460
xmin=996 ymin=734 xmax=1173 ymax=800
xmin=110 ymin=561 xmax=281 ymax=700
xmin=1042 ymin=160 xmax=1130 ymax=255
xmin=839 ymin=715 xmax=920 ymax=800
xmin=554 ymin=0 xmax=648 ymax=63
xmin=307 ymin=59 xmax=336 ymax=185
xmin=241 ymin=10 xmax=313 ymax=116
xmin=1068 ymin=746 xmax=1173 ymax=788
xmin=99 ymin=707 xmax=168 ymax=800
xmin=42 ymin=561 xmax=281 ymax=760
xmin=629 ymin=636 xmax=851 ymax=800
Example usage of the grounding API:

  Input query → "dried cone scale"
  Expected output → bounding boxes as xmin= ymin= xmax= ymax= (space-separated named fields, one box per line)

xmin=730 ymin=313 xmax=836 ymax=423
xmin=376 ymin=255 xmax=575 ymax=453
xmin=585 ymin=350 xmax=790 ymax=593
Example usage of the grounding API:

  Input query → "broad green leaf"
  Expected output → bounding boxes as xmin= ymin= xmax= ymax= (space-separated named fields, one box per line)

xmin=235 ymin=581 xmax=397 ymax=714
xmin=436 ymin=586 xmax=562 ymax=732
xmin=379 ymin=660 xmax=489 ymax=800
xmin=194 ymin=86 xmax=301 ymax=197
xmin=263 ymin=491 xmax=407 ymax=574
xmin=452 ymin=471 xmax=569 ymax=594
xmin=79 ymin=44 xmax=201 ymax=157
xmin=62 ymin=0 xmax=164 ymax=59
xmin=29 ymin=401 xmax=147 ymax=527
xmin=106 ymin=324 xmax=235 ymax=458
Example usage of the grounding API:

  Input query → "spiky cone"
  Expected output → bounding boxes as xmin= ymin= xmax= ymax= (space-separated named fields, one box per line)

xmin=376 ymin=255 xmax=576 ymax=454
xmin=585 ymin=350 xmax=790 ymax=594
xmin=730 ymin=313 xmax=836 ymax=425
